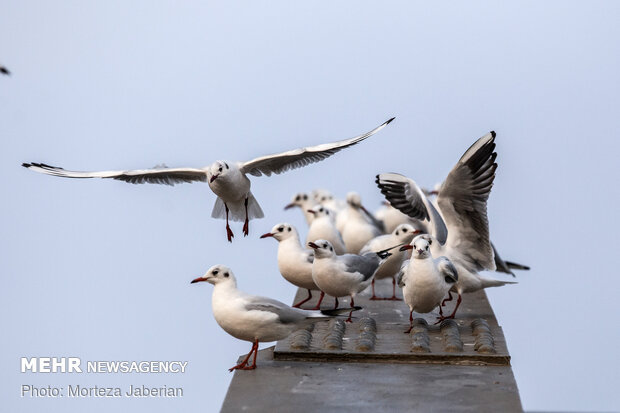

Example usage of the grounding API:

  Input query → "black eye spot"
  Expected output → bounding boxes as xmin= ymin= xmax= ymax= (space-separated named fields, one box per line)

xmin=224 ymin=273 xmax=229 ymax=278
xmin=323 ymin=243 xmax=328 ymax=248
xmin=395 ymin=231 xmax=399 ymax=236
xmin=319 ymin=208 xmax=324 ymax=212
xmin=218 ymin=167 xmax=222 ymax=172
xmin=224 ymin=163 xmax=229 ymax=169
xmin=213 ymin=270 xmax=219 ymax=275
xmin=295 ymin=195 xmax=300 ymax=201
xmin=278 ymin=227 xmax=284 ymax=232
xmin=426 ymin=246 xmax=429 ymax=250
xmin=329 ymin=247 xmax=333 ymax=251
xmin=288 ymin=227 xmax=291 ymax=232
xmin=403 ymin=228 xmax=408 ymax=233
xmin=428 ymin=239 xmax=432 ymax=245
xmin=303 ymin=195 xmax=308 ymax=200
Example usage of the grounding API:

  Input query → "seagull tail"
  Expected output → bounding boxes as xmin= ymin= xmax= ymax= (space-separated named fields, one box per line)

xmin=210 ymin=192 xmax=265 ymax=222
xmin=479 ymin=277 xmax=518 ymax=289
xmin=504 ymin=261 xmax=530 ymax=271
xmin=318 ymin=306 xmax=362 ymax=317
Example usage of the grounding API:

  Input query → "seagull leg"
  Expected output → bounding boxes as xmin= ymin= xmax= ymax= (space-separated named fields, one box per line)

xmin=245 ymin=339 xmax=259 ymax=370
xmin=386 ymin=276 xmax=402 ymax=301
xmin=441 ymin=291 xmax=453 ymax=307
xmin=310 ymin=291 xmax=325 ymax=310
xmin=225 ymin=203 xmax=234 ymax=242
xmin=242 ymin=197 xmax=249 ymax=237
xmin=435 ymin=293 xmax=462 ymax=324
xmin=346 ymin=296 xmax=355 ymax=323
xmin=228 ymin=340 xmax=258 ymax=372
xmin=369 ymin=279 xmax=382 ymax=300
xmin=293 ymin=289 xmax=312 ymax=308
xmin=404 ymin=310 xmax=414 ymax=333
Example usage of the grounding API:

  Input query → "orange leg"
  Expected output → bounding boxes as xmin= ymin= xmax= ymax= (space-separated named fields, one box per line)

xmin=293 ymin=290 xmax=312 ymax=308
xmin=225 ymin=203 xmax=234 ymax=242
xmin=404 ymin=310 xmax=414 ymax=333
xmin=310 ymin=291 xmax=325 ymax=310
xmin=242 ymin=197 xmax=249 ymax=237
xmin=228 ymin=339 xmax=259 ymax=372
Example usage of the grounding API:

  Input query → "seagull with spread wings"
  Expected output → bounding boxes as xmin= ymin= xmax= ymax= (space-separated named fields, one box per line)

xmin=23 ymin=117 xmax=394 ymax=241
xmin=376 ymin=131 xmax=518 ymax=321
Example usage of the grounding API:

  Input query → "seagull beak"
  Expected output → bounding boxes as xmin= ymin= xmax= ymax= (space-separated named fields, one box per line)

xmin=360 ymin=205 xmax=372 ymax=216
xmin=413 ymin=230 xmax=421 ymax=235
xmin=284 ymin=203 xmax=296 ymax=210
xmin=260 ymin=232 xmax=274 ymax=239
xmin=399 ymin=245 xmax=413 ymax=251
xmin=307 ymin=209 xmax=316 ymax=215
xmin=191 ymin=276 xmax=209 ymax=284
xmin=209 ymin=174 xmax=219 ymax=183
xmin=308 ymin=242 xmax=319 ymax=249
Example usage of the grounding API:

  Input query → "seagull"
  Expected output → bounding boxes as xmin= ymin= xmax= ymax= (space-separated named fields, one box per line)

xmin=492 ymin=242 xmax=530 ymax=277
xmin=23 ymin=117 xmax=394 ymax=242
xmin=305 ymin=205 xmax=346 ymax=255
xmin=0 ymin=65 xmax=10 ymax=76
xmin=341 ymin=192 xmax=383 ymax=254
xmin=260 ymin=223 xmax=325 ymax=309
xmin=359 ymin=223 xmax=420 ymax=300
xmin=376 ymin=131 xmax=517 ymax=321
xmin=398 ymin=236 xmax=458 ymax=333
xmin=191 ymin=265 xmax=358 ymax=371
xmin=283 ymin=192 xmax=317 ymax=226
xmin=308 ymin=239 xmax=392 ymax=322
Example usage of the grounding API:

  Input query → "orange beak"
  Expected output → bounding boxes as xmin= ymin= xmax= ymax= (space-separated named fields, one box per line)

xmin=399 ymin=245 xmax=413 ymax=252
xmin=191 ymin=276 xmax=209 ymax=284
xmin=260 ymin=233 xmax=274 ymax=239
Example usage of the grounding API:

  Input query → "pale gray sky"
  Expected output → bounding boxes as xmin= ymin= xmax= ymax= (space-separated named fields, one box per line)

xmin=1 ymin=1 xmax=619 ymax=412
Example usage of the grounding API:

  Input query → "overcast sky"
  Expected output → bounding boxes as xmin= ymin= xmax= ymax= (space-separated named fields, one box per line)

xmin=1 ymin=1 xmax=619 ymax=412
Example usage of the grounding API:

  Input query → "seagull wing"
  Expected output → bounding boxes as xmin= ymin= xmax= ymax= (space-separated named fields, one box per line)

xmin=376 ymin=172 xmax=448 ymax=245
xmin=437 ymin=256 xmax=458 ymax=284
xmin=437 ymin=131 xmax=497 ymax=271
xmin=22 ymin=162 xmax=207 ymax=186
xmin=244 ymin=296 xmax=307 ymax=324
xmin=240 ymin=118 xmax=394 ymax=177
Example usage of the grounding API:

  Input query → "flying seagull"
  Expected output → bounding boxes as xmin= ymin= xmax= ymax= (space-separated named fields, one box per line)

xmin=23 ymin=117 xmax=394 ymax=241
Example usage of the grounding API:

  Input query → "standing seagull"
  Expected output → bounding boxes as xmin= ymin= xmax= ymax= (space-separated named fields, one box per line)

xmin=341 ymin=192 xmax=383 ymax=253
xmin=23 ymin=117 xmax=394 ymax=242
xmin=359 ymin=223 xmax=420 ymax=300
xmin=305 ymin=205 xmax=346 ymax=254
xmin=376 ymin=131 xmax=516 ymax=321
xmin=191 ymin=265 xmax=357 ymax=371
xmin=309 ymin=239 xmax=392 ymax=322
xmin=260 ymin=223 xmax=325 ymax=309
xmin=398 ymin=236 xmax=458 ymax=333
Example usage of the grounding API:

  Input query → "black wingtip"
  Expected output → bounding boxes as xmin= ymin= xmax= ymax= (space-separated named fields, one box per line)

xmin=490 ymin=131 xmax=496 ymax=138
xmin=385 ymin=117 xmax=396 ymax=125
xmin=22 ymin=163 xmax=31 ymax=168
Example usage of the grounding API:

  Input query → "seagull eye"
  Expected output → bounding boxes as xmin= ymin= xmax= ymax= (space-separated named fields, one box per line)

xmin=303 ymin=195 xmax=308 ymax=200
xmin=278 ymin=227 xmax=284 ymax=232
xmin=329 ymin=247 xmax=333 ymax=251
xmin=428 ymin=239 xmax=432 ymax=245
xmin=395 ymin=231 xmax=399 ymax=236
xmin=295 ymin=195 xmax=300 ymax=201
xmin=218 ymin=167 xmax=222 ymax=172
xmin=288 ymin=227 xmax=291 ymax=232
xmin=319 ymin=208 xmax=324 ymax=212
xmin=403 ymin=228 xmax=408 ymax=233
xmin=323 ymin=243 xmax=328 ymax=248
xmin=224 ymin=273 xmax=229 ymax=278
xmin=213 ymin=270 xmax=219 ymax=275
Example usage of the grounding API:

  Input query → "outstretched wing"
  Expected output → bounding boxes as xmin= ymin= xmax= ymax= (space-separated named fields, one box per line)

xmin=240 ymin=118 xmax=395 ymax=177
xmin=437 ymin=131 xmax=497 ymax=271
xmin=376 ymin=173 xmax=448 ymax=245
xmin=22 ymin=162 xmax=207 ymax=186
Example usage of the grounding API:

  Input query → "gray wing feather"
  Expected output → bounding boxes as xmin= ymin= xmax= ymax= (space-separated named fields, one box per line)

xmin=396 ymin=259 xmax=409 ymax=287
xmin=341 ymin=253 xmax=381 ymax=281
xmin=437 ymin=132 xmax=497 ymax=271
xmin=437 ymin=257 xmax=458 ymax=283
xmin=22 ymin=162 xmax=207 ymax=186
xmin=376 ymin=173 xmax=448 ymax=244
xmin=240 ymin=118 xmax=394 ymax=177
xmin=244 ymin=296 xmax=306 ymax=324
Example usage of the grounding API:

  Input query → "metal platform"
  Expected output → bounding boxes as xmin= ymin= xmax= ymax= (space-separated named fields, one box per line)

xmin=221 ymin=283 xmax=522 ymax=412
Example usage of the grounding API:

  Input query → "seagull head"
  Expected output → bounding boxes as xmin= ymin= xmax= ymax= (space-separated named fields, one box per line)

xmin=260 ymin=223 xmax=298 ymax=241
xmin=307 ymin=205 xmax=332 ymax=220
xmin=346 ymin=191 xmax=372 ymax=216
xmin=393 ymin=224 xmax=421 ymax=243
xmin=400 ymin=235 xmax=432 ymax=259
xmin=312 ymin=189 xmax=333 ymax=204
xmin=207 ymin=161 xmax=231 ymax=183
xmin=284 ymin=192 xmax=311 ymax=210
xmin=191 ymin=265 xmax=236 ymax=286
xmin=307 ymin=239 xmax=336 ymax=258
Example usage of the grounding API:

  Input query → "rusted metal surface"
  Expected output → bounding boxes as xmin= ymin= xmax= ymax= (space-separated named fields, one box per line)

xmin=220 ymin=282 xmax=522 ymax=412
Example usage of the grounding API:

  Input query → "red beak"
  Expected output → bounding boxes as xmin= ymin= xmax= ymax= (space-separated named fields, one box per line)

xmin=308 ymin=242 xmax=319 ymax=249
xmin=399 ymin=245 xmax=413 ymax=251
xmin=260 ymin=233 xmax=274 ymax=239
xmin=210 ymin=174 xmax=219 ymax=183
xmin=284 ymin=203 xmax=296 ymax=210
xmin=191 ymin=276 xmax=209 ymax=284
xmin=307 ymin=209 xmax=316 ymax=215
